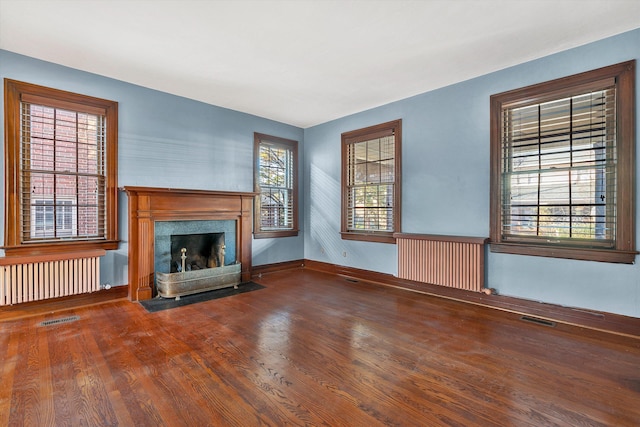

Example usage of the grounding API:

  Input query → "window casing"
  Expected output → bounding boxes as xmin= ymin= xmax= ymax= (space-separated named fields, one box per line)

xmin=253 ymin=133 xmax=298 ymax=238
xmin=490 ymin=61 xmax=635 ymax=263
xmin=341 ymin=119 xmax=401 ymax=244
xmin=4 ymin=79 xmax=118 ymax=255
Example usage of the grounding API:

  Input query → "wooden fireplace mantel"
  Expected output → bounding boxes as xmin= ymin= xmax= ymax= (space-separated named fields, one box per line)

xmin=123 ymin=186 xmax=257 ymax=301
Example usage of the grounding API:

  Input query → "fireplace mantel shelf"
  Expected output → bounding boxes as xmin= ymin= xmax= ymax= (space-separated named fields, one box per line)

xmin=123 ymin=186 xmax=256 ymax=301
xmin=121 ymin=186 xmax=258 ymax=198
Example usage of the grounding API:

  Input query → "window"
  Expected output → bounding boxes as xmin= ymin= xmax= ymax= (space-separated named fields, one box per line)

xmin=341 ymin=119 xmax=401 ymax=243
xmin=253 ymin=133 xmax=298 ymax=238
xmin=490 ymin=61 xmax=635 ymax=263
xmin=4 ymin=79 xmax=119 ymax=254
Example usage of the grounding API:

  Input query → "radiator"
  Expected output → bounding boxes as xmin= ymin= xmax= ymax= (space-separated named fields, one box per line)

xmin=395 ymin=233 xmax=488 ymax=292
xmin=0 ymin=252 xmax=102 ymax=306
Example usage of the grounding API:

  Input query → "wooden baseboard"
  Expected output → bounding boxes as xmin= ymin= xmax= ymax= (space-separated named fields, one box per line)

xmin=0 ymin=285 xmax=129 ymax=322
xmin=252 ymin=259 xmax=305 ymax=277
xmin=298 ymin=259 xmax=640 ymax=339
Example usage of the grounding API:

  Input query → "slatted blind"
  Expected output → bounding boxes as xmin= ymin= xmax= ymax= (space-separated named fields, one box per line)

xmin=500 ymin=84 xmax=617 ymax=247
xmin=346 ymin=132 xmax=395 ymax=232
xmin=258 ymin=142 xmax=294 ymax=230
xmin=20 ymin=99 xmax=107 ymax=242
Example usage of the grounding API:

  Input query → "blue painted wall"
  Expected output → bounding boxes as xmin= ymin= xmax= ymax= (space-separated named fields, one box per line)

xmin=0 ymin=50 xmax=305 ymax=287
xmin=304 ymin=28 xmax=640 ymax=318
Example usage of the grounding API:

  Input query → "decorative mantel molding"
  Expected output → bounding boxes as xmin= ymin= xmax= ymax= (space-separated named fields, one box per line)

xmin=123 ymin=186 xmax=256 ymax=301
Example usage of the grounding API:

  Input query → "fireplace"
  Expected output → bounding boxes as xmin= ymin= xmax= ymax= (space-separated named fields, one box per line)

xmin=124 ymin=187 xmax=256 ymax=301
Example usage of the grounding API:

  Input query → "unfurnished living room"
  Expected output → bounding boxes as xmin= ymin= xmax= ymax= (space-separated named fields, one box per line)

xmin=1 ymin=0 xmax=640 ymax=426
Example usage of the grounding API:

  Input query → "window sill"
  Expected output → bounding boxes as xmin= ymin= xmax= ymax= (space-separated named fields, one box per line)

xmin=2 ymin=240 xmax=119 ymax=256
xmin=490 ymin=242 xmax=637 ymax=264
xmin=253 ymin=230 xmax=299 ymax=239
xmin=340 ymin=231 xmax=396 ymax=244
xmin=0 ymin=248 xmax=107 ymax=265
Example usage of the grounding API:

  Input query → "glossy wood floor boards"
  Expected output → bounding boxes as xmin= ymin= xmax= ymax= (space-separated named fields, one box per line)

xmin=1 ymin=268 xmax=639 ymax=426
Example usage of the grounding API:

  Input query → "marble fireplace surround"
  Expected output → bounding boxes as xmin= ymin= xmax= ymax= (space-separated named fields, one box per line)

xmin=124 ymin=186 xmax=256 ymax=301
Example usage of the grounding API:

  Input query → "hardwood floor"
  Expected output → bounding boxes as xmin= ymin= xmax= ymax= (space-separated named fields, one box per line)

xmin=1 ymin=268 xmax=639 ymax=426
xmin=0 ymin=286 xmax=128 ymax=322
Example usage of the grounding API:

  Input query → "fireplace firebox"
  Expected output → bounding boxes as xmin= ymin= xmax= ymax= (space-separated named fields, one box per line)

xmin=169 ymin=232 xmax=226 ymax=272
xmin=154 ymin=228 xmax=240 ymax=299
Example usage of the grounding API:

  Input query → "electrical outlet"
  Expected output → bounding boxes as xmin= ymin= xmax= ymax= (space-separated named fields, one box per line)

xmin=342 ymin=251 xmax=347 ymax=257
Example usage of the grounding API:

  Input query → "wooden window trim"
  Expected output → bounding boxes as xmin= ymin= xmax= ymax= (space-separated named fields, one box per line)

xmin=489 ymin=61 xmax=636 ymax=263
xmin=253 ymin=133 xmax=299 ymax=239
xmin=341 ymin=119 xmax=402 ymax=244
xmin=3 ymin=79 xmax=119 ymax=255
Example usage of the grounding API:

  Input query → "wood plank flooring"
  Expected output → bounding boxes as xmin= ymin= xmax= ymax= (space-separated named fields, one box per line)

xmin=1 ymin=268 xmax=639 ymax=426
xmin=0 ymin=286 xmax=128 ymax=322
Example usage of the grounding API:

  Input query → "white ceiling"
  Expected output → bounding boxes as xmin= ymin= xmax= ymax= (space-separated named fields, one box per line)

xmin=1 ymin=0 xmax=639 ymax=128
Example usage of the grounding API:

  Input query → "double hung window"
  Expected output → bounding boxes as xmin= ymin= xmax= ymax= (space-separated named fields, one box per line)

xmin=253 ymin=133 xmax=298 ymax=238
xmin=341 ymin=120 xmax=401 ymax=243
xmin=4 ymin=79 xmax=118 ymax=254
xmin=490 ymin=61 xmax=635 ymax=263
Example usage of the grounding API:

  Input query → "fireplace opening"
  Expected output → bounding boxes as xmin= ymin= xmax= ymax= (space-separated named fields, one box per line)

xmin=153 ymin=219 xmax=241 ymax=299
xmin=154 ymin=219 xmax=236 ymax=276
xmin=170 ymin=232 xmax=225 ymax=273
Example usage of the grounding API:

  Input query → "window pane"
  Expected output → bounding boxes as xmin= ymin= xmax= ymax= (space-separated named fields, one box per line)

xmin=28 ymin=172 xmax=55 ymax=197
xmin=355 ymin=186 xmax=365 ymax=207
xmin=260 ymin=188 xmax=292 ymax=229
xmin=78 ymin=205 xmax=99 ymax=236
xmin=354 ymin=162 xmax=367 ymax=184
xmin=380 ymin=159 xmax=394 ymax=182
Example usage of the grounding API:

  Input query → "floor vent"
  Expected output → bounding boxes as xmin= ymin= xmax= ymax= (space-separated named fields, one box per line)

xmin=345 ymin=278 xmax=359 ymax=283
xmin=520 ymin=315 xmax=556 ymax=327
xmin=39 ymin=315 xmax=80 ymax=327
